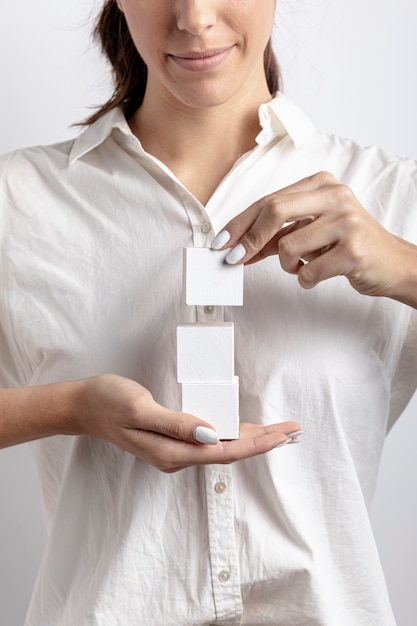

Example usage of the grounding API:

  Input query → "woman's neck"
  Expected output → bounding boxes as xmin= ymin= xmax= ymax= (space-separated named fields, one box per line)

xmin=129 ymin=89 xmax=272 ymax=205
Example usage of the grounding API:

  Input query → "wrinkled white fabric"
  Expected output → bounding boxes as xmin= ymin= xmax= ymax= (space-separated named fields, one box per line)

xmin=1 ymin=93 xmax=417 ymax=625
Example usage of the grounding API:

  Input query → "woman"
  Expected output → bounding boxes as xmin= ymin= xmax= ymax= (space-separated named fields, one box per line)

xmin=1 ymin=1 xmax=417 ymax=624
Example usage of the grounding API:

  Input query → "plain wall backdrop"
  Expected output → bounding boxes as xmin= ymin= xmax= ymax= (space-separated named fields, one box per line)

xmin=0 ymin=1 xmax=416 ymax=624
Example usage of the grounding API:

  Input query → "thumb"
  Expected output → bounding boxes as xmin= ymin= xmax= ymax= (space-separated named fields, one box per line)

xmin=142 ymin=399 xmax=220 ymax=445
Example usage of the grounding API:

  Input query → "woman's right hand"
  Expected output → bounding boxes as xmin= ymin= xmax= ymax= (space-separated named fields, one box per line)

xmin=211 ymin=171 xmax=417 ymax=308
xmin=76 ymin=374 xmax=303 ymax=473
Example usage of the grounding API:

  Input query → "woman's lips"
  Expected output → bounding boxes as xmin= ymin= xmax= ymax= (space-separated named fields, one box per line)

xmin=169 ymin=47 xmax=234 ymax=72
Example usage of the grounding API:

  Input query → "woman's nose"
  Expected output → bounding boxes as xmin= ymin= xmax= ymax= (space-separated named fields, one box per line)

xmin=176 ymin=0 xmax=217 ymax=36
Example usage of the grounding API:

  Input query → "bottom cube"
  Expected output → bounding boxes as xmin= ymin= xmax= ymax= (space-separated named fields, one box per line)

xmin=182 ymin=376 xmax=239 ymax=440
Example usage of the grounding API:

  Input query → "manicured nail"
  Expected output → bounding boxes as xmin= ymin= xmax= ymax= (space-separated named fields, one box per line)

xmin=211 ymin=230 xmax=231 ymax=250
xmin=225 ymin=243 xmax=246 ymax=265
xmin=275 ymin=439 xmax=290 ymax=448
xmin=194 ymin=426 xmax=220 ymax=445
xmin=275 ymin=431 xmax=304 ymax=448
xmin=287 ymin=430 xmax=304 ymax=438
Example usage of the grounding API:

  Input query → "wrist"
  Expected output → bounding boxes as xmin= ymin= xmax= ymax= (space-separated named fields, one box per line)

xmin=50 ymin=378 xmax=90 ymax=437
xmin=0 ymin=379 xmax=88 ymax=449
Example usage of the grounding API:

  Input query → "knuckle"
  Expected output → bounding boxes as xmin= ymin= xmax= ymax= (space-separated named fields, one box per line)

xmin=344 ymin=211 xmax=362 ymax=230
xmin=166 ymin=416 xmax=189 ymax=441
xmin=337 ymin=212 xmax=363 ymax=243
xmin=219 ymin=454 xmax=235 ymax=465
xmin=217 ymin=446 xmax=239 ymax=465
xmin=243 ymin=228 xmax=262 ymax=252
xmin=333 ymin=183 xmax=354 ymax=205
xmin=230 ymin=212 xmax=247 ymax=233
xmin=314 ymin=170 xmax=337 ymax=187
xmin=346 ymin=240 xmax=367 ymax=266
xmin=278 ymin=233 xmax=298 ymax=258
xmin=267 ymin=197 xmax=284 ymax=221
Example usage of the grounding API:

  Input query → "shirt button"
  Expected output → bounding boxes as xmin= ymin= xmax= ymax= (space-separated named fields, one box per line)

xmin=218 ymin=569 xmax=231 ymax=583
xmin=201 ymin=222 xmax=211 ymax=234
xmin=214 ymin=481 xmax=227 ymax=494
xmin=203 ymin=305 xmax=215 ymax=315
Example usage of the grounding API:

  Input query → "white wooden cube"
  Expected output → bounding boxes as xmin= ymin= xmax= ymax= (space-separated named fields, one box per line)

xmin=182 ymin=376 xmax=239 ymax=440
xmin=177 ymin=323 xmax=234 ymax=383
xmin=183 ymin=247 xmax=244 ymax=306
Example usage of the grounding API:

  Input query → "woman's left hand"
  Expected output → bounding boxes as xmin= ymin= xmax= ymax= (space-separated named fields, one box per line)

xmin=211 ymin=171 xmax=417 ymax=306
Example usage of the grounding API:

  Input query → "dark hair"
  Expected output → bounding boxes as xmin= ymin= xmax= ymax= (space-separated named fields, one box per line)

xmin=85 ymin=0 xmax=280 ymax=125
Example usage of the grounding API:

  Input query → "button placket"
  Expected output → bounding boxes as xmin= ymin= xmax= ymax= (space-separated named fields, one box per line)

xmin=177 ymin=188 xmax=213 ymax=246
xmin=177 ymin=189 xmax=241 ymax=621
xmin=204 ymin=465 xmax=242 ymax=622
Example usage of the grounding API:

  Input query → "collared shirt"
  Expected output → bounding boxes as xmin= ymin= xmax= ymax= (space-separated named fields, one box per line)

xmin=1 ymin=93 xmax=417 ymax=626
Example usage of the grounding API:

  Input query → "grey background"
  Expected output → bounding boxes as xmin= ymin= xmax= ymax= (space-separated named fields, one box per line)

xmin=0 ymin=1 xmax=416 ymax=624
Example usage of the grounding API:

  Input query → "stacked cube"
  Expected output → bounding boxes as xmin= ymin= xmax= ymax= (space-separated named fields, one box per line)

xmin=177 ymin=248 xmax=244 ymax=440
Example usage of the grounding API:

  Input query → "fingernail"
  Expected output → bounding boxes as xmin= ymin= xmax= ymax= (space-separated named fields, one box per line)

xmin=225 ymin=243 xmax=246 ymax=265
xmin=194 ymin=426 xmax=219 ymax=445
xmin=287 ymin=430 xmax=304 ymax=438
xmin=274 ymin=432 xmax=304 ymax=448
xmin=275 ymin=439 xmax=290 ymax=448
xmin=211 ymin=230 xmax=231 ymax=250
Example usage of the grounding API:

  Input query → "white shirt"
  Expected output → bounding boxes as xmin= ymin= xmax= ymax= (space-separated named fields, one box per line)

xmin=1 ymin=93 xmax=417 ymax=626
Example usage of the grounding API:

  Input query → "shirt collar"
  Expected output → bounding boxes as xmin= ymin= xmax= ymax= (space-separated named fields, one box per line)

xmin=69 ymin=92 xmax=316 ymax=165
xmin=69 ymin=108 xmax=133 ymax=164
xmin=256 ymin=92 xmax=315 ymax=148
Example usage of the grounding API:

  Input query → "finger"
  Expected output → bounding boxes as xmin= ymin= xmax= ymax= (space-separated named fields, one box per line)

xmin=225 ymin=176 xmax=352 ymax=266
xmin=278 ymin=215 xmax=339 ymax=274
xmin=245 ymin=218 xmax=314 ymax=265
xmin=297 ymin=244 xmax=354 ymax=289
xmin=130 ymin=396 xmax=221 ymax=445
xmin=211 ymin=171 xmax=338 ymax=255
xmin=222 ymin=189 xmax=332 ymax=265
xmin=126 ymin=420 xmax=303 ymax=471
xmin=211 ymin=193 xmax=313 ymax=260
xmin=211 ymin=196 xmax=271 ymax=252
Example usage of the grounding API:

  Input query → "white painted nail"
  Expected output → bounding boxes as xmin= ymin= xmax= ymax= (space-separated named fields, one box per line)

xmin=275 ymin=434 xmax=304 ymax=448
xmin=287 ymin=430 xmax=304 ymax=438
xmin=225 ymin=243 xmax=246 ymax=265
xmin=274 ymin=439 xmax=290 ymax=448
xmin=211 ymin=230 xmax=231 ymax=250
xmin=194 ymin=426 xmax=220 ymax=445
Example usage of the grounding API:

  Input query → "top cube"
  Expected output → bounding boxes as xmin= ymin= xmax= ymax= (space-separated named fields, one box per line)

xmin=183 ymin=247 xmax=244 ymax=306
